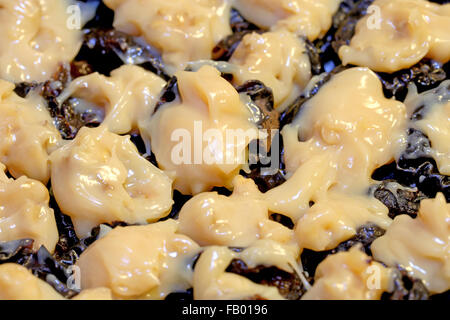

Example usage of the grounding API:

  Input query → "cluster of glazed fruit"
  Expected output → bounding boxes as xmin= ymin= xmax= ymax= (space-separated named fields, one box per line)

xmin=0 ymin=0 xmax=448 ymax=300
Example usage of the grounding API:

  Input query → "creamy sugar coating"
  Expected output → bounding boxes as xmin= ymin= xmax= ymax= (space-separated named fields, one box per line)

xmin=230 ymin=30 xmax=311 ymax=110
xmin=144 ymin=65 xmax=257 ymax=195
xmin=262 ymin=67 xmax=407 ymax=251
xmin=178 ymin=176 xmax=295 ymax=247
xmin=57 ymin=65 xmax=166 ymax=135
xmin=50 ymin=126 xmax=173 ymax=237
xmin=104 ymin=0 xmax=231 ymax=71
xmin=302 ymin=247 xmax=392 ymax=300
xmin=233 ymin=0 xmax=341 ymax=40
xmin=0 ymin=80 xmax=61 ymax=183
xmin=0 ymin=163 xmax=58 ymax=252
xmin=295 ymin=192 xmax=391 ymax=252
xmin=0 ymin=263 xmax=113 ymax=300
xmin=283 ymin=67 xmax=407 ymax=192
xmin=372 ymin=194 xmax=450 ymax=294
xmin=0 ymin=264 xmax=64 ymax=300
xmin=404 ymin=81 xmax=450 ymax=175
xmin=194 ymin=245 xmax=286 ymax=300
xmin=339 ymin=0 xmax=450 ymax=73
xmin=0 ymin=0 xmax=83 ymax=82
xmin=76 ymin=220 xmax=200 ymax=299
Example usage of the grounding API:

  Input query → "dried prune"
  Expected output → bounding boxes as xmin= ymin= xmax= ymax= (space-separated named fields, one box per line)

xmin=229 ymin=8 xmax=261 ymax=33
xmin=242 ymin=167 xmax=286 ymax=193
xmin=158 ymin=190 xmax=192 ymax=221
xmin=382 ymin=267 xmax=429 ymax=300
xmin=75 ymin=28 xmax=169 ymax=79
xmin=270 ymin=214 xmax=295 ymax=230
xmin=371 ymin=180 xmax=427 ymax=219
xmin=165 ymin=289 xmax=194 ymax=301
xmin=25 ymin=246 xmax=80 ymax=298
xmin=240 ymin=130 xmax=286 ymax=192
xmin=301 ymin=224 xmax=385 ymax=277
xmin=153 ymin=76 xmax=179 ymax=114
xmin=212 ymin=9 xmax=262 ymax=62
xmin=81 ymin=0 xmax=114 ymax=29
xmin=0 ymin=239 xmax=34 ymax=265
xmin=332 ymin=0 xmax=374 ymax=54
xmin=328 ymin=0 xmax=448 ymax=100
xmin=235 ymin=80 xmax=279 ymax=131
xmin=226 ymin=259 xmax=310 ymax=300
xmin=279 ymin=65 xmax=348 ymax=127
xmin=378 ymin=60 xmax=448 ymax=101
xmin=129 ymin=133 xmax=159 ymax=167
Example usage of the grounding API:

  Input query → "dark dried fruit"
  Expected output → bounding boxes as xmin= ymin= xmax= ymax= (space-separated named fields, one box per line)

xmin=382 ymin=267 xmax=429 ymax=300
xmin=212 ymin=31 xmax=256 ymax=62
xmin=26 ymin=246 xmax=80 ymax=298
xmin=81 ymin=0 xmax=114 ymax=29
xmin=165 ymin=289 xmax=194 ymax=301
xmin=332 ymin=0 xmax=374 ymax=54
xmin=0 ymin=239 xmax=34 ymax=265
xmin=235 ymin=80 xmax=279 ymax=131
xmin=301 ymin=224 xmax=385 ymax=277
xmin=373 ymin=159 xmax=449 ymax=201
xmin=159 ymin=190 xmax=192 ymax=221
xmin=371 ymin=180 xmax=427 ymax=219
xmin=226 ymin=259 xmax=310 ymax=300
xmin=212 ymin=8 xmax=262 ymax=62
xmin=229 ymin=8 xmax=262 ymax=33
xmin=279 ymin=65 xmax=348 ymax=127
xmin=153 ymin=76 xmax=179 ymax=114
xmin=332 ymin=224 xmax=386 ymax=256
xmin=270 ymin=214 xmax=295 ymax=230
xmin=378 ymin=60 xmax=448 ymax=101
xmin=75 ymin=28 xmax=169 ymax=79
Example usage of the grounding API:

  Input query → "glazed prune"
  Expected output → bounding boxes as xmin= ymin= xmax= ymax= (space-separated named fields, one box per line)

xmin=378 ymin=60 xmax=448 ymax=101
xmin=279 ymin=65 xmax=348 ymax=127
xmin=0 ymin=239 xmax=34 ymax=265
xmin=226 ymin=259 xmax=310 ymax=300
xmin=235 ymin=80 xmax=279 ymax=131
xmin=153 ymin=76 xmax=179 ymax=114
xmin=212 ymin=9 xmax=262 ymax=62
xmin=75 ymin=28 xmax=169 ymax=79
xmin=301 ymin=224 xmax=385 ymax=277
xmin=371 ymin=180 xmax=427 ymax=219
xmin=165 ymin=289 xmax=194 ymax=301
xmin=382 ymin=267 xmax=429 ymax=300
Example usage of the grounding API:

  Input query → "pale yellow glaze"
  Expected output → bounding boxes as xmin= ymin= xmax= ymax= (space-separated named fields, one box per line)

xmin=0 ymin=0 xmax=83 ymax=82
xmin=0 ymin=80 xmax=61 ymax=183
xmin=230 ymin=30 xmax=311 ymax=110
xmin=302 ymin=247 xmax=392 ymax=300
xmin=50 ymin=126 xmax=173 ymax=237
xmin=266 ymin=67 xmax=405 ymax=253
xmin=193 ymin=246 xmax=285 ymax=300
xmin=372 ymin=194 xmax=450 ymax=294
xmin=295 ymin=192 xmax=391 ymax=252
xmin=283 ymin=67 xmax=407 ymax=192
xmin=0 ymin=264 xmax=63 ymax=300
xmin=104 ymin=0 xmax=232 ymax=71
xmin=143 ymin=65 xmax=257 ymax=195
xmin=178 ymin=176 xmax=295 ymax=247
xmin=76 ymin=220 xmax=199 ymax=299
xmin=404 ymin=81 xmax=450 ymax=175
xmin=0 ymin=163 xmax=58 ymax=252
xmin=233 ymin=0 xmax=341 ymax=40
xmin=57 ymin=65 xmax=166 ymax=135
xmin=339 ymin=0 xmax=450 ymax=72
